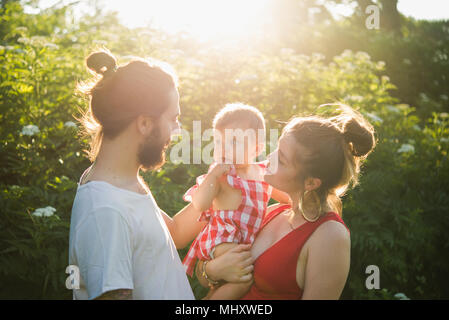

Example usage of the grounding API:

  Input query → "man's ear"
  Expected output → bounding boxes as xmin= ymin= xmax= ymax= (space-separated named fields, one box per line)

xmin=135 ymin=115 xmax=155 ymax=136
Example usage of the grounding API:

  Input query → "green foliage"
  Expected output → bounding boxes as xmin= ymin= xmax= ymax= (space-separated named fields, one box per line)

xmin=269 ymin=11 xmax=449 ymax=119
xmin=0 ymin=2 xmax=448 ymax=299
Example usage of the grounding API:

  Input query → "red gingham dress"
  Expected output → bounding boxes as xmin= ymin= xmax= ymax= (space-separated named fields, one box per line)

xmin=182 ymin=161 xmax=273 ymax=277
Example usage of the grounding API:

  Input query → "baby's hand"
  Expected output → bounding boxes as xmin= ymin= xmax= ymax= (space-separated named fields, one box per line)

xmin=209 ymin=163 xmax=232 ymax=179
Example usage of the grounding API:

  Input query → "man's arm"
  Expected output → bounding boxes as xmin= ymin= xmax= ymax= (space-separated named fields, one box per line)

xmin=160 ymin=203 xmax=207 ymax=249
xmin=161 ymin=164 xmax=231 ymax=249
xmin=95 ymin=289 xmax=133 ymax=300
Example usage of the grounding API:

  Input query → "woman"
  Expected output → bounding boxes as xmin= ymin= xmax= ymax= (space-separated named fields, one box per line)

xmin=196 ymin=105 xmax=376 ymax=299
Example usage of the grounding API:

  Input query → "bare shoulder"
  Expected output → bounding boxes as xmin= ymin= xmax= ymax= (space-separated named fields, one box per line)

xmin=311 ymin=219 xmax=350 ymax=247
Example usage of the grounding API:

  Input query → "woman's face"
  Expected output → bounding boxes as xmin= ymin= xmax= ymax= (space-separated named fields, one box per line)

xmin=264 ymin=133 xmax=301 ymax=194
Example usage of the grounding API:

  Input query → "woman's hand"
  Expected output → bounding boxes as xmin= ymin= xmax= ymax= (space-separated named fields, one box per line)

xmin=204 ymin=244 xmax=255 ymax=283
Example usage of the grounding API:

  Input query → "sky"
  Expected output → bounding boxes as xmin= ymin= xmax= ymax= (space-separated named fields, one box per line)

xmin=28 ymin=0 xmax=449 ymax=37
xmin=326 ymin=0 xmax=449 ymax=21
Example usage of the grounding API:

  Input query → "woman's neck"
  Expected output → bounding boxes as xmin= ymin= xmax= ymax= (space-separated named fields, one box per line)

xmin=288 ymin=191 xmax=333 ymax=224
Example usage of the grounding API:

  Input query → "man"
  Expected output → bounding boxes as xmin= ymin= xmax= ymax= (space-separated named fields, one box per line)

xmin=69 ymin=50 xmax=210 ymax=299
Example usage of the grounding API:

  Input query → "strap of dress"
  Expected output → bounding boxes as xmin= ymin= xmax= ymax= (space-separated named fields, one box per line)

xmin=226 ymin=165 xmax=244 ymax=192
xmin=262 ymin=203 xmax=292 ymax=228
xmin=318 ymin=212 xmax=350 ymax=233
xmin=292 ymin=212 xmax=350 ymax=240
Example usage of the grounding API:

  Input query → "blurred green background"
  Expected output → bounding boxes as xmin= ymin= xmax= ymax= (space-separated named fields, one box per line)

xmin=0 ymin=0 xmax=448 ymax=299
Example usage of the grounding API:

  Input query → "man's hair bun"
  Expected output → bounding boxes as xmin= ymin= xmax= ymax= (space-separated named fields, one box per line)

xmin=86 ymin=50 xmax=117 ymax=76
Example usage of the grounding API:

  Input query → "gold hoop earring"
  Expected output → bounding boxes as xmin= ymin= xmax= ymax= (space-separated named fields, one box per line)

xmin=300 ymin=190 xmax=322 ymax=222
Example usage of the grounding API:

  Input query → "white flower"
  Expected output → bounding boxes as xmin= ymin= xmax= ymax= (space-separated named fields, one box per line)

xmin=366 ymin=113 xmax=383 ymax=124
xmin=394 ymin=293 xmax=410 ymax=300
xmin=346 ymin=95 xmax=364 ymax=102
xmin=440 ymin=112 xmax=449 ymax=118
xmin=44 ymin=43 xmax=59 ymax=50
xmin=355 ymin=51 xmax=370 ymax=60
xmin=92 ymin=39 xmax=108 ymax=45
xmin=64 ymin=121 xmax=77 ymax=129
xmin=376 ymin=61 xmax=386 ymax=69
xmin=312 ymin=53 xmax=325 ymax=61
xmin=397 ymin=144 xmax=415 ymax=154
xmin=342 ymin=49 xmax=353 ymax=57
xmin=345 ymin=61 xmax=356 ymax=70
xmin=15 ymin=26 xmax=28 ymax=33
xmin=17 ymin=37 xmax=30 ymax=45
xmin=419 ymin=93 xmax=429 ymax=102
xmin=32 ymin=206 xmax=56 ymax=217
xmin=21 ymin=124 xmax=40 ymax=136
xmin=441 ymin=137 xmax=449 ymax=143
xmin=386 ymin=105 xmax=400 ymax=113
xmin=30 ymin=36 xmax=46 ymax=46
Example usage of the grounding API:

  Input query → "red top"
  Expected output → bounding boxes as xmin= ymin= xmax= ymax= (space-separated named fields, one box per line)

xmin=241 ymin=204 xmax=350 ymax=300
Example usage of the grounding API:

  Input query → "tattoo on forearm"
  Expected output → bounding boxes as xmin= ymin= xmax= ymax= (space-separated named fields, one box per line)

xmin=96 ymin=289 xmax=133 ymax=300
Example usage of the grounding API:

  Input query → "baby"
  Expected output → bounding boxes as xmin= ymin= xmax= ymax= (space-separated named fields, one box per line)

xmin=182 ymin=103 xmax=290 ymax=300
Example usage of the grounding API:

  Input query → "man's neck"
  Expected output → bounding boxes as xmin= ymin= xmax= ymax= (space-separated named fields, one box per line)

xmin=89 ymin=136 xmax=142 ymax=189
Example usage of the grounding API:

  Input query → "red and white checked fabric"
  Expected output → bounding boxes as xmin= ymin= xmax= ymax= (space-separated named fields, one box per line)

xmin=182 ymin=161 xmax=273 ymax=277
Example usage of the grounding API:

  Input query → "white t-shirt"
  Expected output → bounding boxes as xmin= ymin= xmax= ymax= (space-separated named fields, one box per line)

xmin=68 ymin=180 xmax=195 ymax=300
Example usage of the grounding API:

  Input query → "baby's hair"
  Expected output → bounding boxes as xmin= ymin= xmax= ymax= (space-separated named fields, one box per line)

xmin=212 ymin=103 xmax=266 ymax=132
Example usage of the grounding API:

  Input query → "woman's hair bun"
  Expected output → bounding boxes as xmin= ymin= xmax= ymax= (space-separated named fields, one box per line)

xmin=342 ymin=117 xmax=375 ymax=157
xmin=86 ymin=50 xmax=117 ymax=76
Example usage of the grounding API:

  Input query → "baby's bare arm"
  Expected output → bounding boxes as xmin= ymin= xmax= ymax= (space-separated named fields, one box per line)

xmin=271 ymin=187 xmax=291 ymax=204
xmin=191 ymin=164 xmax=231 ymax=212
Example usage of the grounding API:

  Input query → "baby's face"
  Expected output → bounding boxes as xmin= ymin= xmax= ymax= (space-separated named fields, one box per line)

xmin=213 ymin=124 xmax=262 ymax=165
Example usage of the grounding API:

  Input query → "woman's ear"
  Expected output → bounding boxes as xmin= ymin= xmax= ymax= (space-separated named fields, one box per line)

xmin=305 ymin=177 xmax=322 ymax=192
xmin=136 ymin=115 xmax=155 ymax=136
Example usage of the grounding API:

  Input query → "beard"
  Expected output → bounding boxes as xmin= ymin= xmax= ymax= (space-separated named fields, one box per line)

xmin=138 ymin=123 xmax=171 ymax=171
